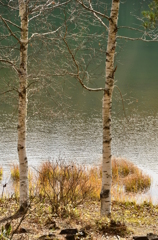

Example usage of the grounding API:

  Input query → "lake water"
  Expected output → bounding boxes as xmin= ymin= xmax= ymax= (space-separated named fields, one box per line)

xmin=0 ymin=0 xmax=158 ymax=201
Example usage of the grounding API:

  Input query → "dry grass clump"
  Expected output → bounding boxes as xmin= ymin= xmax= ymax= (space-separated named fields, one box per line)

xmin=112 ymin=157 xmax=151 ymax=193
xmin=11 ymin=164 xmax=19 ymax=181
xmin=0 ymin=167 xmax=2 ymax=180
xmin=112 ymin=157 xmax=136 ymax=180
xmin=124 ymin=171 xmax=151 ymax=192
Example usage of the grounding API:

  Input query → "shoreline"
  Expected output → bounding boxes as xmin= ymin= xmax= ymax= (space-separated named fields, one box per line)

xmin=0 ymin=157 xmax=156 ymax=204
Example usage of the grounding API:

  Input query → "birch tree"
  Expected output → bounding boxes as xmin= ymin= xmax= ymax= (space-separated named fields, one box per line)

xmin=0 ymin=0 xmax=71 ymax=211
xmin=100 ymin=0 xmax=120 ymax=216
xmin=65 ymin=0 xmax=158 ymax=216
xmin=68 ymin=0 xmax=120 ymax=216
xmin=18 ymin=0 xmax=29 ymax=210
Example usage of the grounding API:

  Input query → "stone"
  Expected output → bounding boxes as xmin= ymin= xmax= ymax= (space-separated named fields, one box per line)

xmin=147 ymin=233 xmax=158 ymax=240
xmin=65 ymin=235 xmax=75 ymax=240
xmin=133 ymin=234 xmax=158 ymax=240
xmin=60 ymin=228 xmax=78 ymax=235
xmin=133 ymin=237 xmax=148 ymax=240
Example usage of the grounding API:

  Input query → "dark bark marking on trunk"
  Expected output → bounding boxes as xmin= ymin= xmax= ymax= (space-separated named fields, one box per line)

xmin=19 ymin=92 xmax=24 ymax=99
xmin=100 ymin=189 xmax=110 ymax=198
xmin=113 ymin=26 xmax=118 ymax=33
xmin=105 ymin=118 xmax=111 ymax=124
xmin=106 ymin=51 xmax=110 ymax=57
xmin=111 ymin=65 xmax=117 ymax=78
xmin=104 ymin=88 xmax=110 ymax=96
xmin=103 ymin=126 xmax=110 ymax=130
xmin=18 ymin=145 xmax=24 ymax=151
xmin=22 ymin=88 xmax=26 ymax=94
xmin=20 ymin=44 xmax=26 ymax=52
xmin=103 ymin=139 xmax=111 ymax=144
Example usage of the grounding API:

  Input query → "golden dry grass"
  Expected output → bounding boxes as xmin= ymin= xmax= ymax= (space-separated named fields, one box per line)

xmin=0 ymin=167 xmax=2 ymax=180
xmin=111 ymin=156 xmax=151 ymax=193
xmin=11 ymin=164 xmax=20 ymax=181
xmin=9 ymin=157 xmax=151 ymax=204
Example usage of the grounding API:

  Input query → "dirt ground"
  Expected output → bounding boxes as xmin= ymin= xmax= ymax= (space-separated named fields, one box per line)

xmin=0 ymin=198 xmax=158 ymax=239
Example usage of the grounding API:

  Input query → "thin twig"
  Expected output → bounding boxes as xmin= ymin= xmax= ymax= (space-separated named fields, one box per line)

xmin=113 ymin=85 xmax=129 ymax=122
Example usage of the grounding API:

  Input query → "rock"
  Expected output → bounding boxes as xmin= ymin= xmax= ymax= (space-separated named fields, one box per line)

xmin=14 ymin=227 xmax=29 ymax=234
xmin=60 ymin=228 xmax=78 ymax=235
xmin=18 ymin=227 xmax=28 ymax=233
xmin=133 ymin=237 xmax=148 ymax=240
xmin=65 ymin=235 xmax=75 ymax=240
xmin=133 ymin=234 xmax=158 ymax=240
xmin=147 ymin=233 xmax=158 ymax=240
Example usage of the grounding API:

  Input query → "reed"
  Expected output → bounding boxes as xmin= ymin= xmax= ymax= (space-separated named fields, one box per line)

xmin=11 ymin=164 xmax=19 ymax=181
xmin=0 ymin=167 xmax=2 ymax=180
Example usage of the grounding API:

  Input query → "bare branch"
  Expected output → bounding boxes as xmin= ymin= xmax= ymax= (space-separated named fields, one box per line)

xmin=76 ymin=0 xmax=110 ymax=21
xmin=28 ymin=26 xmax=62 ymax=42
xmin=0 ymin=88 xmax=18 ymax=96
xmin=63 ymin=28 xmax=104 ymax=92
xmin=117 ymin=35 xmax=158 ymax=42
xmin=0 ymin=17 xmax=21 ymax=30
xmin=0 ymin=1 xmax=18 ymax=10
xmin=118 ymin=26 xmax=145 ymax=33
xmin=0 ymin=15 xmax=21 ymax=44
xmin=88 ymin=0 xmax=108 ymax=31
xmin=29 ymin=0 xmax=72 ymax=21
xmin=0 ymin=59 xmax=19 ymax=73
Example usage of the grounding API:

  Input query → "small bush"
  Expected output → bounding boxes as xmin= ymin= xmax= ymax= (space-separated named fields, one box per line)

xmin=37 ymin=161 xmax=101 ymax=214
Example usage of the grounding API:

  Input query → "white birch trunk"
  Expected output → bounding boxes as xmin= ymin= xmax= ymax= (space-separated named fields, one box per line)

xmin=100 ymin=0 xmax=120 ymax=216
xmin=18 ymin=0 xmax=29 ymax=209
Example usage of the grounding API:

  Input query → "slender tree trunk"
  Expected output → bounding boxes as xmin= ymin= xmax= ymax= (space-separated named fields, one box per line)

xmin=100 ymin=0 xmax=120 ymax=216
xmin=18 ymin=0 xmax=29 ymax=209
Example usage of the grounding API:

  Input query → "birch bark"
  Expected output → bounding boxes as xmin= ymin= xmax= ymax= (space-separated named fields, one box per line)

xmin=100 ymin=0 xmax=120 ymax=216
xmin=18 ymin=0 xmax=29 ymax=209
